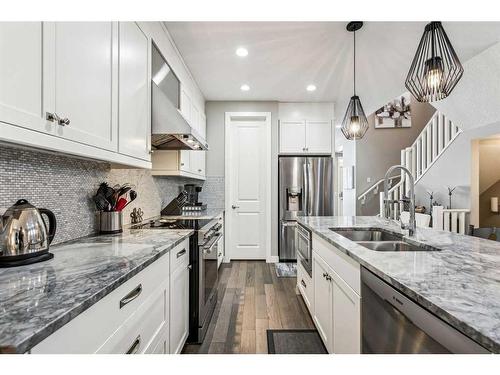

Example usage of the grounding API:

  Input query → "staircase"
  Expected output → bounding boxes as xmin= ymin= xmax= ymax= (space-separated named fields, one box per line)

xmin=357 ymin=110 xmax=462 ymax=219
xmin=380 ymin=111 xmax=462 ymax=219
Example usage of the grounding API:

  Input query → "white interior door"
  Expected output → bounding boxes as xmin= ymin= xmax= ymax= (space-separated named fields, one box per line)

xmin=226 ymin=112 xmax=271 ymax=261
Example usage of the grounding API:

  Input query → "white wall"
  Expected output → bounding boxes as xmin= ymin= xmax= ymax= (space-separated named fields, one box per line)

xmin=433 ymin=42 xmax=500 ymax=132
xmin=478 ymin=138 xmax=500 ymax=194
xmin=414 ymin=122 xmax=500 ymax=212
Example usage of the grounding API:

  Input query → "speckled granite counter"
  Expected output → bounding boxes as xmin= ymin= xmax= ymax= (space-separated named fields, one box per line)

xmin=297 ymin=216 xmax=500 ymax=353
xmin=0 ymin=228 xmax=193 ymax=354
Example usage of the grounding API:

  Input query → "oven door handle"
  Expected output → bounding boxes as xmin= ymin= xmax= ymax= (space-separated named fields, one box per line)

xmin=203 ymin=233 xmax=221 ymax=254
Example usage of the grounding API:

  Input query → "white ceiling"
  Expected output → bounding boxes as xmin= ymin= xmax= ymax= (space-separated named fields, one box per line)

xmin=164 ymin=22 xmax=500 ymax=117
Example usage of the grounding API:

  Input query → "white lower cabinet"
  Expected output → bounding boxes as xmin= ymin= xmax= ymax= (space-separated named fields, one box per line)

xmin=297 ymin=260 xmax=313 ymax=314
xmin=313 ymin=254 xmax=334 ymax=351
xmin=331 ymin=272 xmax=361 ymax=354
xmin=169 ymin=244 xmax=190 ymax=354
xmin=311 ymin=235 xmax=361 ymax=354
xmin=31 ymin=239 xmax=190 ymax=354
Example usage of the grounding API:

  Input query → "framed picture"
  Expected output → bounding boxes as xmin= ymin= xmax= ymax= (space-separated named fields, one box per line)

xmin=374 ymin=92 xmax=411 ymax=129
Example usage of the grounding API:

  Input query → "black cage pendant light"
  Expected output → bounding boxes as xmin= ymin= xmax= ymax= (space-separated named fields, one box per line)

xmin=341 ymin=21 xmax=369 ymax=141
xmin=405 ymin=21 xmax=464 ymax=103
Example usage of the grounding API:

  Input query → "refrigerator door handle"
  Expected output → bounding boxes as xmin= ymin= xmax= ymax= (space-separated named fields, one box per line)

xmin=303 ymin=162 xmax=309 ymax=215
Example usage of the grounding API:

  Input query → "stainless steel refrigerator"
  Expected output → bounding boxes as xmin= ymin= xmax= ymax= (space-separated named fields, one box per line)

xmin=279 ymin=156 xmax=334 ymax=261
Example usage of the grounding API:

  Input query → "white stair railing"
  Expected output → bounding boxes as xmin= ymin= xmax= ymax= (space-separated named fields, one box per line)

xmin=402 ymin=111 xmax=462 ymax=185
xmin=358 ymin=175 xmax=400 ymax=205
xmin=432 ymin=206 xmax=470 ymax=235
xmin=378 ymin=111 xmax=462 ymax=219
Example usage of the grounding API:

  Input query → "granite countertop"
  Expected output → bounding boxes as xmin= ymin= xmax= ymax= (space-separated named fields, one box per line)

xmin=158 ymin=207 xmax=225 ymax=221
xmin=297 ymin=216 xmax=500 ymax=353
xmin=0 ymin=227 xmax=193 ymax=354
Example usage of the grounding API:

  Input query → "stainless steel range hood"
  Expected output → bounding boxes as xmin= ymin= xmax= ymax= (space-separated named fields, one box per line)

xmin=151 ymin=83 xmax=208 ymax=151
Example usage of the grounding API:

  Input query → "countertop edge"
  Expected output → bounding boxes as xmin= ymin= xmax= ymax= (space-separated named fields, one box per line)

xmin=297 ymin=217 xmax=499 ymax=354
xmin=3 ymin=231 xmax=193 ymax=354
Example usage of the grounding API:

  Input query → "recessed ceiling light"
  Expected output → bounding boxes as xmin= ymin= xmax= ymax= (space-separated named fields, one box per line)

xmin=240 ymin=84 xmax=250 ymax=91
xmin=236 ymin=47 xmax=248 ymax=57
xmin=306 ymin=84 xmax=317 ymax=92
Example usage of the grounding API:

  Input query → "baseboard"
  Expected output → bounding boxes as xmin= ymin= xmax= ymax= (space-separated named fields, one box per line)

xmin=267 ymin=256 xmax=279 ymax=263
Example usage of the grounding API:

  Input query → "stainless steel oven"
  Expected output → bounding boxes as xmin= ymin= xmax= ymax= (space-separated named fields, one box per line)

xmin=198 ymin=219 xmax=221 ymax=333
xmin=192 ymin=217 xmax=222 ymax=343
xmin=296 ymin=223 xmax=312 ymax=276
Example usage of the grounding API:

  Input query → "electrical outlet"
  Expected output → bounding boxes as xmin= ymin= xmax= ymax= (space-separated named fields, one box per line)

xmin=367 ymin=177 xmax=371 ymax=183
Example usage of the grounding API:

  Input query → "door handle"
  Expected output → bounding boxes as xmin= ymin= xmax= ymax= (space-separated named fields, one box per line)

xmin=231 ymin=205 xmax=240 ymax=209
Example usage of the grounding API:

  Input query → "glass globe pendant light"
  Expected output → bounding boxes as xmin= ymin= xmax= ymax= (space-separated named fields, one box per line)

xmin=405 ymin=22 xmax=464 ymax=103
xmin=341 ymin=22 xmax=369 ymax=141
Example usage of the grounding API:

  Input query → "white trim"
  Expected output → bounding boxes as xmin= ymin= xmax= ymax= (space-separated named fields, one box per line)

xmin=224 ymin=111 xmax=272 ymax=263
xmin=267 ymin=256 xmax=279 ymax=264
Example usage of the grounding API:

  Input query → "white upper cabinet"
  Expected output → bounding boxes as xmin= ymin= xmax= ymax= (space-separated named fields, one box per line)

xmin=306 ymin=121 xmax=332 ymax=153
xmin=118 ymin=22 xmax=151 ymax=161
xmin=191 ymin=151 xmax=206 ymax=177
xmin=0 ymin=21 xmax=205 ymax=169
xmin=0 ymin=22 xmax=52 ymax=134
xmin=179 ymin=150 xmax=191 ymax=172
xmin=48 ymin=22 xmax=118 ymax=152
xmin=200 ymin=113 xmax=207 ymax=139
xmin=180 ymin=88 xmax=191 ymax=123
xmin=279 ymin=119 xmax=332 ymax=154
xmin=279 ymin=121 xmax=306 ymax=153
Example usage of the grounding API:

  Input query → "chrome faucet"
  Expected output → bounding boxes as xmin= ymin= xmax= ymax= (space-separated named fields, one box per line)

xmin=383 ymin=165 xmax=416 ymax=236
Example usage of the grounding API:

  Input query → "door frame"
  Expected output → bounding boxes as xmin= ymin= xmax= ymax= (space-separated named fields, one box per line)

xmin=224 ymin=111 xmax=272 ymax=262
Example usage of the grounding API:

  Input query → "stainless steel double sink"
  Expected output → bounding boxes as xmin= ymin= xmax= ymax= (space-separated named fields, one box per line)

xmin=330 ymin=229 xmax=439 ymax=252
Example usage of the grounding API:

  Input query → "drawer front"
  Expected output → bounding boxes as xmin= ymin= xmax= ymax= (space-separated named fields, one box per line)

xmin=147 ymin=324 xmax=169 ymax=354
xmin=297 ymin=260 xmax=313 ymax=313
xmin=312 ymin=234 xmax=360 ymax=294
xmin=32 ymin=254 xmax=170 ymax=353
xmin=170 ymin=239 xmax=190 ymax=274
xmin=97 ymin=281 xmax=168 ymax=354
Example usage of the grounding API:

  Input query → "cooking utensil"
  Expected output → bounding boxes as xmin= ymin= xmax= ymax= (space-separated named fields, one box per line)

xmin=115 ymin=198 xmax=128 ymax=212
xmin=123 ymin=190 xmax=137 ymax=210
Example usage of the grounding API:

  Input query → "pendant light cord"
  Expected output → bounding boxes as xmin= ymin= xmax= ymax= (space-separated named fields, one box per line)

xmin=353 ymin=30 xmax=356 ymax=96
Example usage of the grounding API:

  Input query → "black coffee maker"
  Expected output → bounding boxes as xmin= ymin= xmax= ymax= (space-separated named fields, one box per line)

xmin=184 ymin=184 xmax=202 ymax=205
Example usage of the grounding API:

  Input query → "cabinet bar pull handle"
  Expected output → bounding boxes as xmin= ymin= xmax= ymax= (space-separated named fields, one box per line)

xmin=119 ymin=284 xmax=142 ymax=309
xmin=176 ymin=248 xmax=187 ymax=258
xmin=126 ymin=335 xmax=141 ymax=354
xmin=301 ymin=279 xmax=307 ymax=288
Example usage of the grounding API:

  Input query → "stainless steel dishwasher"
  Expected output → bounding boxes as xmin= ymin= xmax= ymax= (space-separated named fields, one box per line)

xmin=361 ymin=267 xmax=489 ymax=354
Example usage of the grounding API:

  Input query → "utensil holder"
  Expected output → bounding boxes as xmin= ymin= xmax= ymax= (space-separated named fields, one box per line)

xmin=100 ymin=211 xmax=123 ymax=234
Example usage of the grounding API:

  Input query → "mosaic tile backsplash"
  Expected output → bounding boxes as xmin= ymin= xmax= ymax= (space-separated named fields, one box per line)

xmin=0 ymin=145 xmax=222 ymax=245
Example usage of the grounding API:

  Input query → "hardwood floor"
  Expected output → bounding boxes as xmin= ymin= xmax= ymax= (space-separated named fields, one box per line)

xmin=182 ymin=261 xmax=315 ymax=354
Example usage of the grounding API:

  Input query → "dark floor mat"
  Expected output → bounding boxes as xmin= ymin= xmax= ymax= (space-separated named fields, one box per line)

xmin=267 ymin=329 xmax=328 ymax=354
